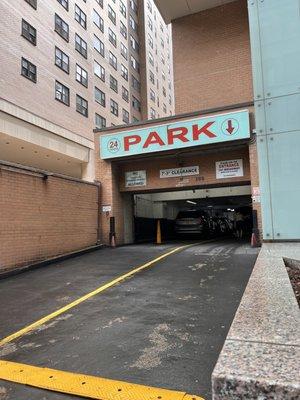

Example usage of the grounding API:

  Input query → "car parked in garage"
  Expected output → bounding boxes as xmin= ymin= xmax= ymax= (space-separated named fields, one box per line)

xmin=175 ymin=210 xmax=209 ymax=236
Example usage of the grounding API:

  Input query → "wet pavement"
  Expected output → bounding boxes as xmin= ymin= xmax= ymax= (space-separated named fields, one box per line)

xmin=0 ymin=240 xmax=259 ymax=399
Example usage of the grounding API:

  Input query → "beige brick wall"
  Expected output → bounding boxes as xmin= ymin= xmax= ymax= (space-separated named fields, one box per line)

xmin=0 ymin=164 xmax=99 ymax=272
xmin=172 ymin=0 xmax=253 ymax=114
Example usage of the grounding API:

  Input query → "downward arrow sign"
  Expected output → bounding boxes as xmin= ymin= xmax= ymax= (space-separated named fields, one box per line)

xmin=226 ymin=120 xmax=235 ymax=134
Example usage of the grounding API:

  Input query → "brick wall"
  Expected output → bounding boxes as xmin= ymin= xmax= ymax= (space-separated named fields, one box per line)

xmin=172 ymin=0 xmax=253 ymax=114
xmin=0 ymin=163 xmax=99 ymax=272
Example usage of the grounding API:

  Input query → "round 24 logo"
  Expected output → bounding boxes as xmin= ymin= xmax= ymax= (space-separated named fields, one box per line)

xmin=107 ymin=138 xmax=121 ymax=153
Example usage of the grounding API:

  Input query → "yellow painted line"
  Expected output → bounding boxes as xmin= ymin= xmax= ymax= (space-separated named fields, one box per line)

xmin=0 ymin=244 xmax=193 ymax=347
xmin=0 ymin=360 xmax=204 ymax=400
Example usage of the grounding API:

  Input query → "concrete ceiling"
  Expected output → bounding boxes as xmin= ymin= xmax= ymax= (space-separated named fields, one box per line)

xmin=154 ymin=0 xmax=237 ymax=23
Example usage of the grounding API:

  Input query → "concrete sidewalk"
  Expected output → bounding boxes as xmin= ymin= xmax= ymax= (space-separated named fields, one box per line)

xmin=0 ymin=240 xmax=258 ymax=399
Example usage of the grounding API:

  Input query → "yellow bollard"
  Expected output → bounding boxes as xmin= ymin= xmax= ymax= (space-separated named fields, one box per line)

xmin=156 ymin=219 xmax=162 ymax=244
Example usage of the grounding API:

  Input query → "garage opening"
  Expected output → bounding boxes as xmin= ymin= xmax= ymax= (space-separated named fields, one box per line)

xmin=133 ymin=185 xmax=252 ymax=243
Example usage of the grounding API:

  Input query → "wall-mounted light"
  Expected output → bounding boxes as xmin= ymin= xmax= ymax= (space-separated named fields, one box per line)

xmin=186 ymin=200 xmax=197 ymax=205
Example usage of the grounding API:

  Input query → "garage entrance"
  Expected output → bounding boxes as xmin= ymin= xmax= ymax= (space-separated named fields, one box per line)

xmin=94 ymin=108 xmax=261 ymax=246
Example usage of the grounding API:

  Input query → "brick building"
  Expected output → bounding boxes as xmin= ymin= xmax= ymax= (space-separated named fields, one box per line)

xmin=95 ymin=0 xmax=262 ymax=245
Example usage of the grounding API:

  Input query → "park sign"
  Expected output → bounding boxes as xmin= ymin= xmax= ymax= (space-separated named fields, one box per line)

xmin=100 ymin=109 xmax=250 ymax=160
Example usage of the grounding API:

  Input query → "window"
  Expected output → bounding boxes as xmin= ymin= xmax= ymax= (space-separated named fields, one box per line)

xmin=122 ymin=109 xmax=129 ymax=123
xmin=162 ymin=87 xmax=166 ymax=97
xmin=150 ymin=107 xmax=156 ymax=119
xmin=161 ymin=38 xmax=165 ymax=48
xmin=108 ymin=5 xmax=116 ymax=24
xmin=130 ymin=55 xmax=139 ymax=72
xmin=76 ymin=64 xmax=88 ymax=87
xmin=109 ymin=28 xmax=117 ymax=47
xmin=161 ymin=54 xmax=165 ymax=65
xmin=95 ymin=0 xmax=103 ymax=8
xmin=147 ymin=1 xmax=152 ymax=13
xmin=130 ymin=35 xmax=139 ymax=53
xmin=55 ymin=14 xmax=69 ymax=41
xmin=122 ymin=86 xmax=129 ymax=102
xmin=21 ymin=19 xmax=36 ymax=45
xmin=95 ymin=113 xmax=106 ymax=128
xmin=75 ymin=34 xmax=87 ymax=58
xmin=21 ymin=57 xmax=37 ymax=82
xmin=110 ymin=99 xmax=118 ymax=116
xmin=109 ymin=51 xmax=117 ymax=70
xmin=148 ymin=33 xmax=153 ymax=49
xmin=55 ymin=81 xmax=69 ymax=105
xmin=120 ymin=43 xmax=128 ymax=60
xmin=160 ymin=22 xmax=164 ymax=32
xmin=25 ymin=0 xmax=37 ymax=9
xmin=131 ymin=75 xmax=140 ymax=91
xmin=169 ymin=94 xmax=172 ymax=105
xmin=120 ymin=0 xmax=126 ymax=17
xmin=148 ymin=52 xmax=154 ymax=66
xmin=150 ymin=89 xmax=155 ymax=102
xmin=149 ymin=70 xmax=154 ymax=84
xmin=94 ymin=35 xmax=104 ymax=57
xmin=121 ymin=64 xmax=128 ymax=81
xmin=129 ymin=16 xmax=137 ymax=31
xmin=55 ymin=47 xmax=69 ymax=73
xmin=120 ymin=21 xmax=127 ymax=39
xmin=162 ymin=71 xmax=166 ymax=81
xmin=130 ymin=0 xmax=138 ymax=14
xmin=93 ymin=9 xmax=104 ymax=32
xmin=110 ymin=75 xmax=118 ymax=92
xmin=148 ymin=17 xmax=153 ymax=31
xmin=94 ymin=87 xmax=106 ymax=106
xmin=132 ymin=116 xmax=139 ymax=123
xmin=57 ymin=0 xmax=68 ymax=10
xmin=94 ymin=61 xmax=105 ymax=81
xmin=132 ymin=96 xmax=141 ymax=111
xmin=75 ymin=5 xmax=87 ymax=29
xmin=163 ymin=103 xmax=167 ymax=113
xmin=76 ymin=94 xmax=88 ymax=117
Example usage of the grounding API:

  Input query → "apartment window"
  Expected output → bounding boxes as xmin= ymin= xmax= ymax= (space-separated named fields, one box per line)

xmin=120 ymin=0 xmax=126 ymax=17
xmin=122 ymin=109 xmax=129 ymax=123
xmin=55 ymin=81 xmax=69 ymax=105
xmin=75 ymin=34 xmax=87 ymax=58
xmin=95 ymin=113 xmax=106 ymax=128
xmin=21 ymin=57 xmax=37 ymax=82
xmin=131 ymin=75 xmax=140 ymax=91
xmin=169 ymin=94 xmax=172 ymax=105
xmin=130 ymin=35 xmax=139 ymax=53
xmin=149 ymin=70 xmax=154 ymax=84
xmin=94 ymin=35 xmax=104 ymax=57
xmin=162 ymin=87 xmax=166 ymax=97
xmin=129 ymin=15 xmax=137 ymax=31
xmin=120 ymin=43 xmax=128 ymax=60
xmin=55 ymin=14 xmax=69 ymax=41
xmin=94 ymin=87 xmax=106 ymax=106
xmin=120 ymin=21 xmax=127 ymax=39
xmin=122 ymin=86 xmax=129 ymax=102
xmin=57 ymin=0 xmax=68 ymax=10
xmin=130 ymin=0 xmax=138 ymax=14
xmin=161 ymin=38 xmax=165 ymax=48
xmin=163 ymin=103 xmax=167 ymax=113
xmin=21 ymin=19 xmax=36 ymax=45
xmin=150 ymin=89 xmax=155 ymax=102
xmin=25 ymin=0 xmax=37 ymax=9
xmin=132 ymin=116 xmax=139 ymax=123
xmin=148 ymin=33 xmax=153 ymax=49
xmin=109 ymin=28 xmax=117 ymax=47
xmin=150 ymin=108 xmax=156 ymax=119
xmin=95 ymin=0 xmax=103 ymax=8
xmin=93 ymin=9 xmax=104 ymax=32
xmin=162 ymin=71 xmax=166 ymax=81
xmin=55 ymin=47 xmax=69 ymax=73
xmin=108 ymin=5 xmax=116 ymax=24
xmin=160 ymin=22 xmax=164 ymax=32
xmin=75 ymin=5 xmax=87 ymax=29
xmin=109 ymin=52 xmax=117 ymax=70
xmin=148 ymin=17 xmax=153 ymax=31
xmin=130 ymin=55 xmax=139 ymax=72
xmin=147 ymin=1 xmax=152 ymax=13
xmin=94 ymin=60 xmax=105 ymax=81
xmin=76 ymin=94 xmax=88 ymax=117
xmin=110 ymin=99 xmax=118 ymax=116
xmin=121 ymin=64 xmax=128 ymax=81
xmin=76 ymin=64 xmax=88 ymax=87
xmin=148 ymin=52 xmax=154 ymax=66
xmin=132 ymin=96 xmax=141 ymax=111
xmin=110 ymin=75 xmax=118 ymax=92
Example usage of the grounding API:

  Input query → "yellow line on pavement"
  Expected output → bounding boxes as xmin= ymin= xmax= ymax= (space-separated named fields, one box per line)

xmin=0 ymin=360 xmax=204 ymax=400
xmin=0 ymin=244 xmax=191 ymax=347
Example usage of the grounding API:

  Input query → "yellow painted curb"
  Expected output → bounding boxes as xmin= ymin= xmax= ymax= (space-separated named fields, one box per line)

xmin=0 ymin=244 xmax=192 ymax=347
xmin=0 ymin=360 xmax=204 ymax=400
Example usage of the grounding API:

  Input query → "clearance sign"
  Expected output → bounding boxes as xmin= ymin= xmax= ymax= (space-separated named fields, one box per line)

xmin=100 ymin=110 xmax=250 ymax=160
